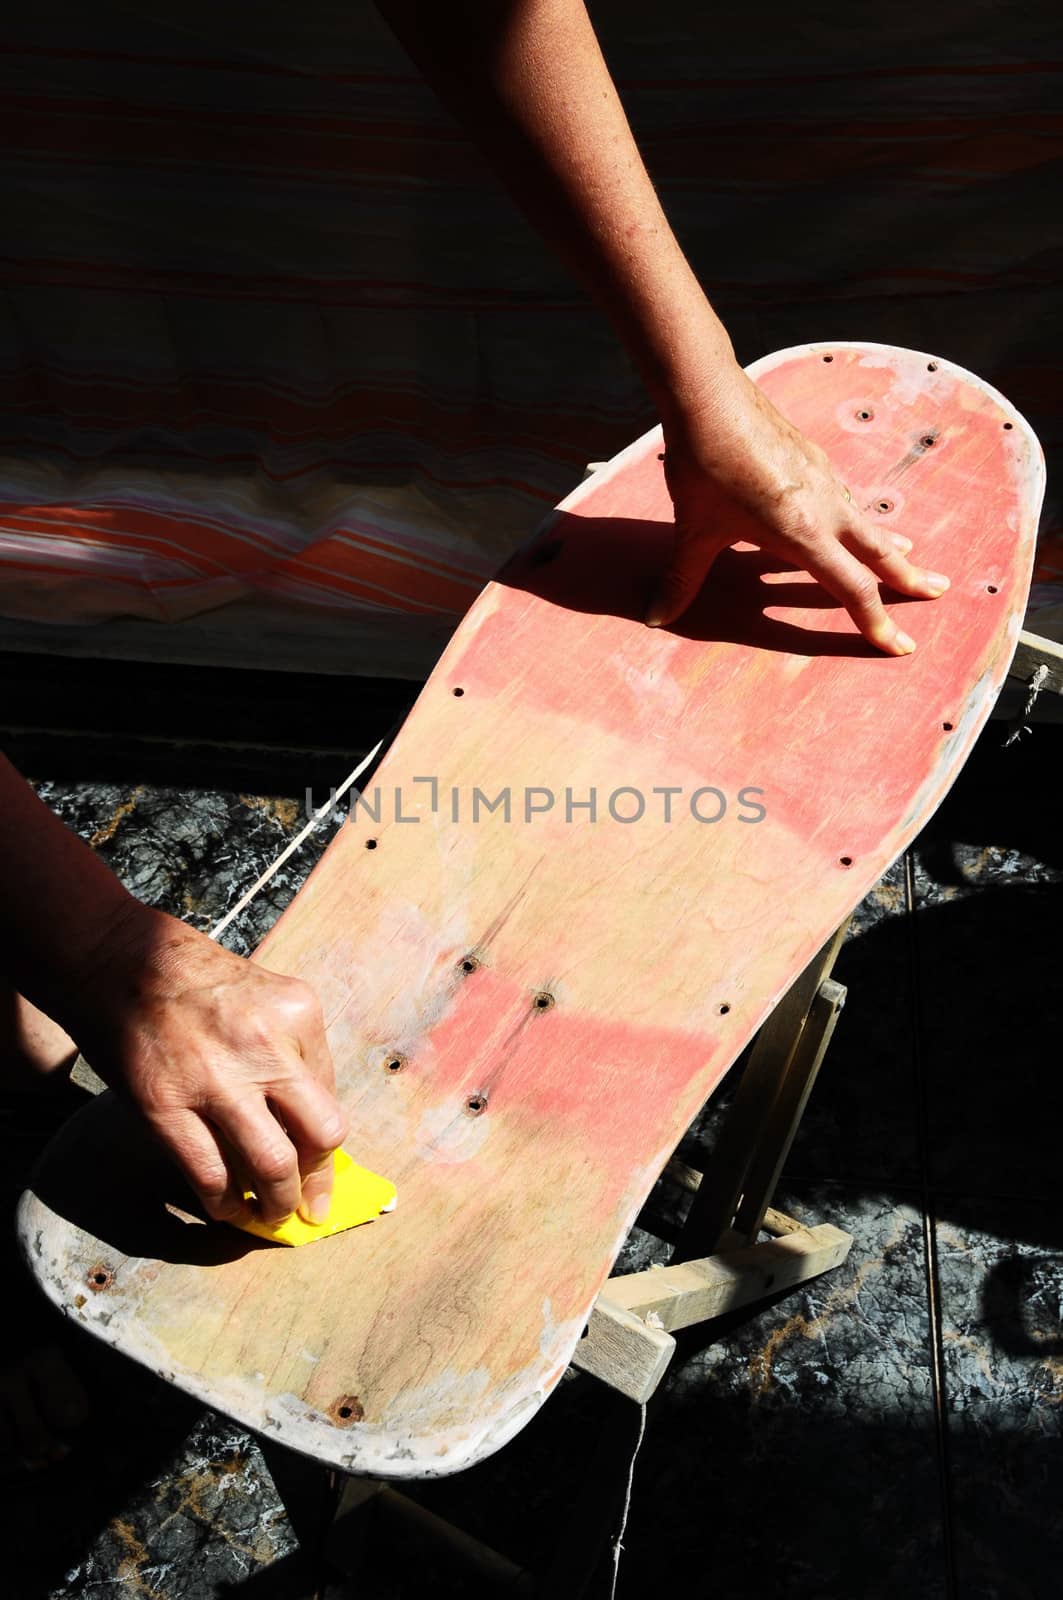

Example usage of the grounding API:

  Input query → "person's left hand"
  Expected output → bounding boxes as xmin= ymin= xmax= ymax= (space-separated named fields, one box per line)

xmin=647 ymin=362 xmax=951 ymax=654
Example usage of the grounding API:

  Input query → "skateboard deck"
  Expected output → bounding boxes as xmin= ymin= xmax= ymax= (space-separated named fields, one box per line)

xmin=20 ymin=343 xmax=1043 ymax=1479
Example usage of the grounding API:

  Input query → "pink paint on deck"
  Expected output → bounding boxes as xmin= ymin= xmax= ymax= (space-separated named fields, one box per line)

xmin=447 ymin=347 xmax=1031 ymax=851
xmin=385 ymin=964 xmax=727 ymax=1144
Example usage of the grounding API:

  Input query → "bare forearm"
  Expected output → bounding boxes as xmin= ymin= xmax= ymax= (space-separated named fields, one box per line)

xmin=0 ymin=754 xmax=135 ymax=1028
xmin=0 ymin=754 xmax=345 ymax=1222
xmin=375 ymin=0 xmax=732 ymax=412
xmin=380 ymin=0 xmax=949 ymax=653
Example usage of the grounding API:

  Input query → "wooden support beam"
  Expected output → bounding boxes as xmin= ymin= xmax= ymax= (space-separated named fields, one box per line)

xmin=597 ymin=1225 xmax=851 ymax=1336
xmin=572 ymin=1222 xmax=852 ymax=1399
xmin=662 ymin=976 xmax=846 ymax=1253
xmin=1009 ymin=628 xmax=1063 ymax=695
xmin=761 ymin=1206 xmax=809 ymax=1237
xmin=659 ymin=1162 xmax=809 ymax=1236
xmin=673 ymin=923 xmax=850 ymax=1260
xmin=731 ymin=976 xmax=847 ymax=1242
xmin=569 ymin=1296 xmax=676 ymax=1403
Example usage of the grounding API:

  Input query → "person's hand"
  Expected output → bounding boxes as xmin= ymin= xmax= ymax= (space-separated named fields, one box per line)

xmin=67 ymin=904 xmax=347 ymax=1227
xmin=646 ymin=363 xmax=951 ymax=654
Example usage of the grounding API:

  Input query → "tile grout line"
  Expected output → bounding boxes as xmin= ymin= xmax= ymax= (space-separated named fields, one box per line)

xmin=904 ymin=847 xmax=959 ymax=1600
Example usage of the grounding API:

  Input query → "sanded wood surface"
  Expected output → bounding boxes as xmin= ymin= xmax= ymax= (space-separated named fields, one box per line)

xmin=20 ymin=344 xmax=1043 ymax=1478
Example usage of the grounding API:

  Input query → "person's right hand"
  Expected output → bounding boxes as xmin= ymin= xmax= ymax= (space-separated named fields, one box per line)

xmin=68 ymin=904 xmax=348 ymax=1227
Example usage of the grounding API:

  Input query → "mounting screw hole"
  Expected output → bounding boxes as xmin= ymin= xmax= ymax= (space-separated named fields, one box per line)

xmin=1003 ymin=422 xmax=1013 ymax=430
xmin=927 ymin=361 xmax=938 ymax=372
xmin=533 ymin=991 xmax=556 ymax=1012
xmin=839 ymin=856 xmax=854 ymax=868
xmin=822 ymin=354 xmax=834 ymax=363
xmin=986 ymin=584 xmax=998 ymax=594
xmin=329 ymin=1394 xmax=364 ymax=1425
xmin=718 ymin=1003 xmax=731 ymax=1016
xmin=876 ymin=499 xmax=894 ymax=514
xmin=920 ymin=435 xmax=936 ymax=449
xmin=459 ymin=956 xmax=480 ymax=975
xmin=452 ymin=686 xmax=465 ymax=697
xmin=657 ymin=452 xmax=666 ymax=461
xmin=943 ymin=721 xmax=954 ymax=732
xmin=384 ymin=1054 xmax=407 ymax=1075
xmin=465 ymin=1093 xmax=488 ymax=1116
xmin=365 ymin=838 xmax=378 ymax=850
xmin=856 ymin=408 xmax=874 ymax=422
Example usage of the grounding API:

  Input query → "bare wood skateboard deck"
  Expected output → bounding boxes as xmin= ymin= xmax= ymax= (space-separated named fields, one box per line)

xmin=20 ymin=343 xmax=1044 ymax=1479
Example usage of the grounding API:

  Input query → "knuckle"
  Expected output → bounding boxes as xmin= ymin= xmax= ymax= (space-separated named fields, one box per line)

xmin=284 ymin=975 xmax=320 ymax=1014
xmin=189 ymin=1159 xmax=230 ymax=1200
xmin=278 ymin=977 xmax=326 ymax=1037
xmin=254 ymin=1144 xmax=298 ymax=1186
xmin=858 ymin=524 xmax=890 ymax=563
xmin=195 ymin=1075 xmax=243 ymax=1117
xmin=145 ymin=1113 xmax=229 ymax=1190
xmin=853 ymin=527 xmax=890 ymax=561
xmin=782 ymin=510 xmax=819 ymax=549
xmin=847 ymin=572 xmax=880 ymax=609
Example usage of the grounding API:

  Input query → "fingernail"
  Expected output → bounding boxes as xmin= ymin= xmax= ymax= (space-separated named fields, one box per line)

xmin=894 ymin=630 xmax=917 ymax=654
xmin=301 ymin=1194 xmax=331 ymax=1226
xmin=891 ymin=534 xmax=913 ymax=552
xmin=644 ymin=607 xmax=665 ymax=628
xmin=927 ymin=572 xmax=950 ymax=594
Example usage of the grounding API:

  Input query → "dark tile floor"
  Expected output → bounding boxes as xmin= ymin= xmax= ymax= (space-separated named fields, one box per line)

xmin=2 ymin=654 xmax=1060 ymax=1599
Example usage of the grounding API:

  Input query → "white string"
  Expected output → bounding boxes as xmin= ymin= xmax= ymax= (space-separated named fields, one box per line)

xmin=609 ymin=1401 xmax=647 ymax=1600
xmin=209 ymin=738 xmax=384 ymax=942
xmin=1003 ymin=662 xmax=1049 ymax=748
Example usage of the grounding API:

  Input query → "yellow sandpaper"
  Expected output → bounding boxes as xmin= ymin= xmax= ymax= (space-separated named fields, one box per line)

xmin=232 ymin=1149 xmax=396 ymax=1247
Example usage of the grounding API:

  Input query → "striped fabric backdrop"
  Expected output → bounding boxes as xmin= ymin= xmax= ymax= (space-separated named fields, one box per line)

xmin=1 ymin=2 xmax=1060 ymax=662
